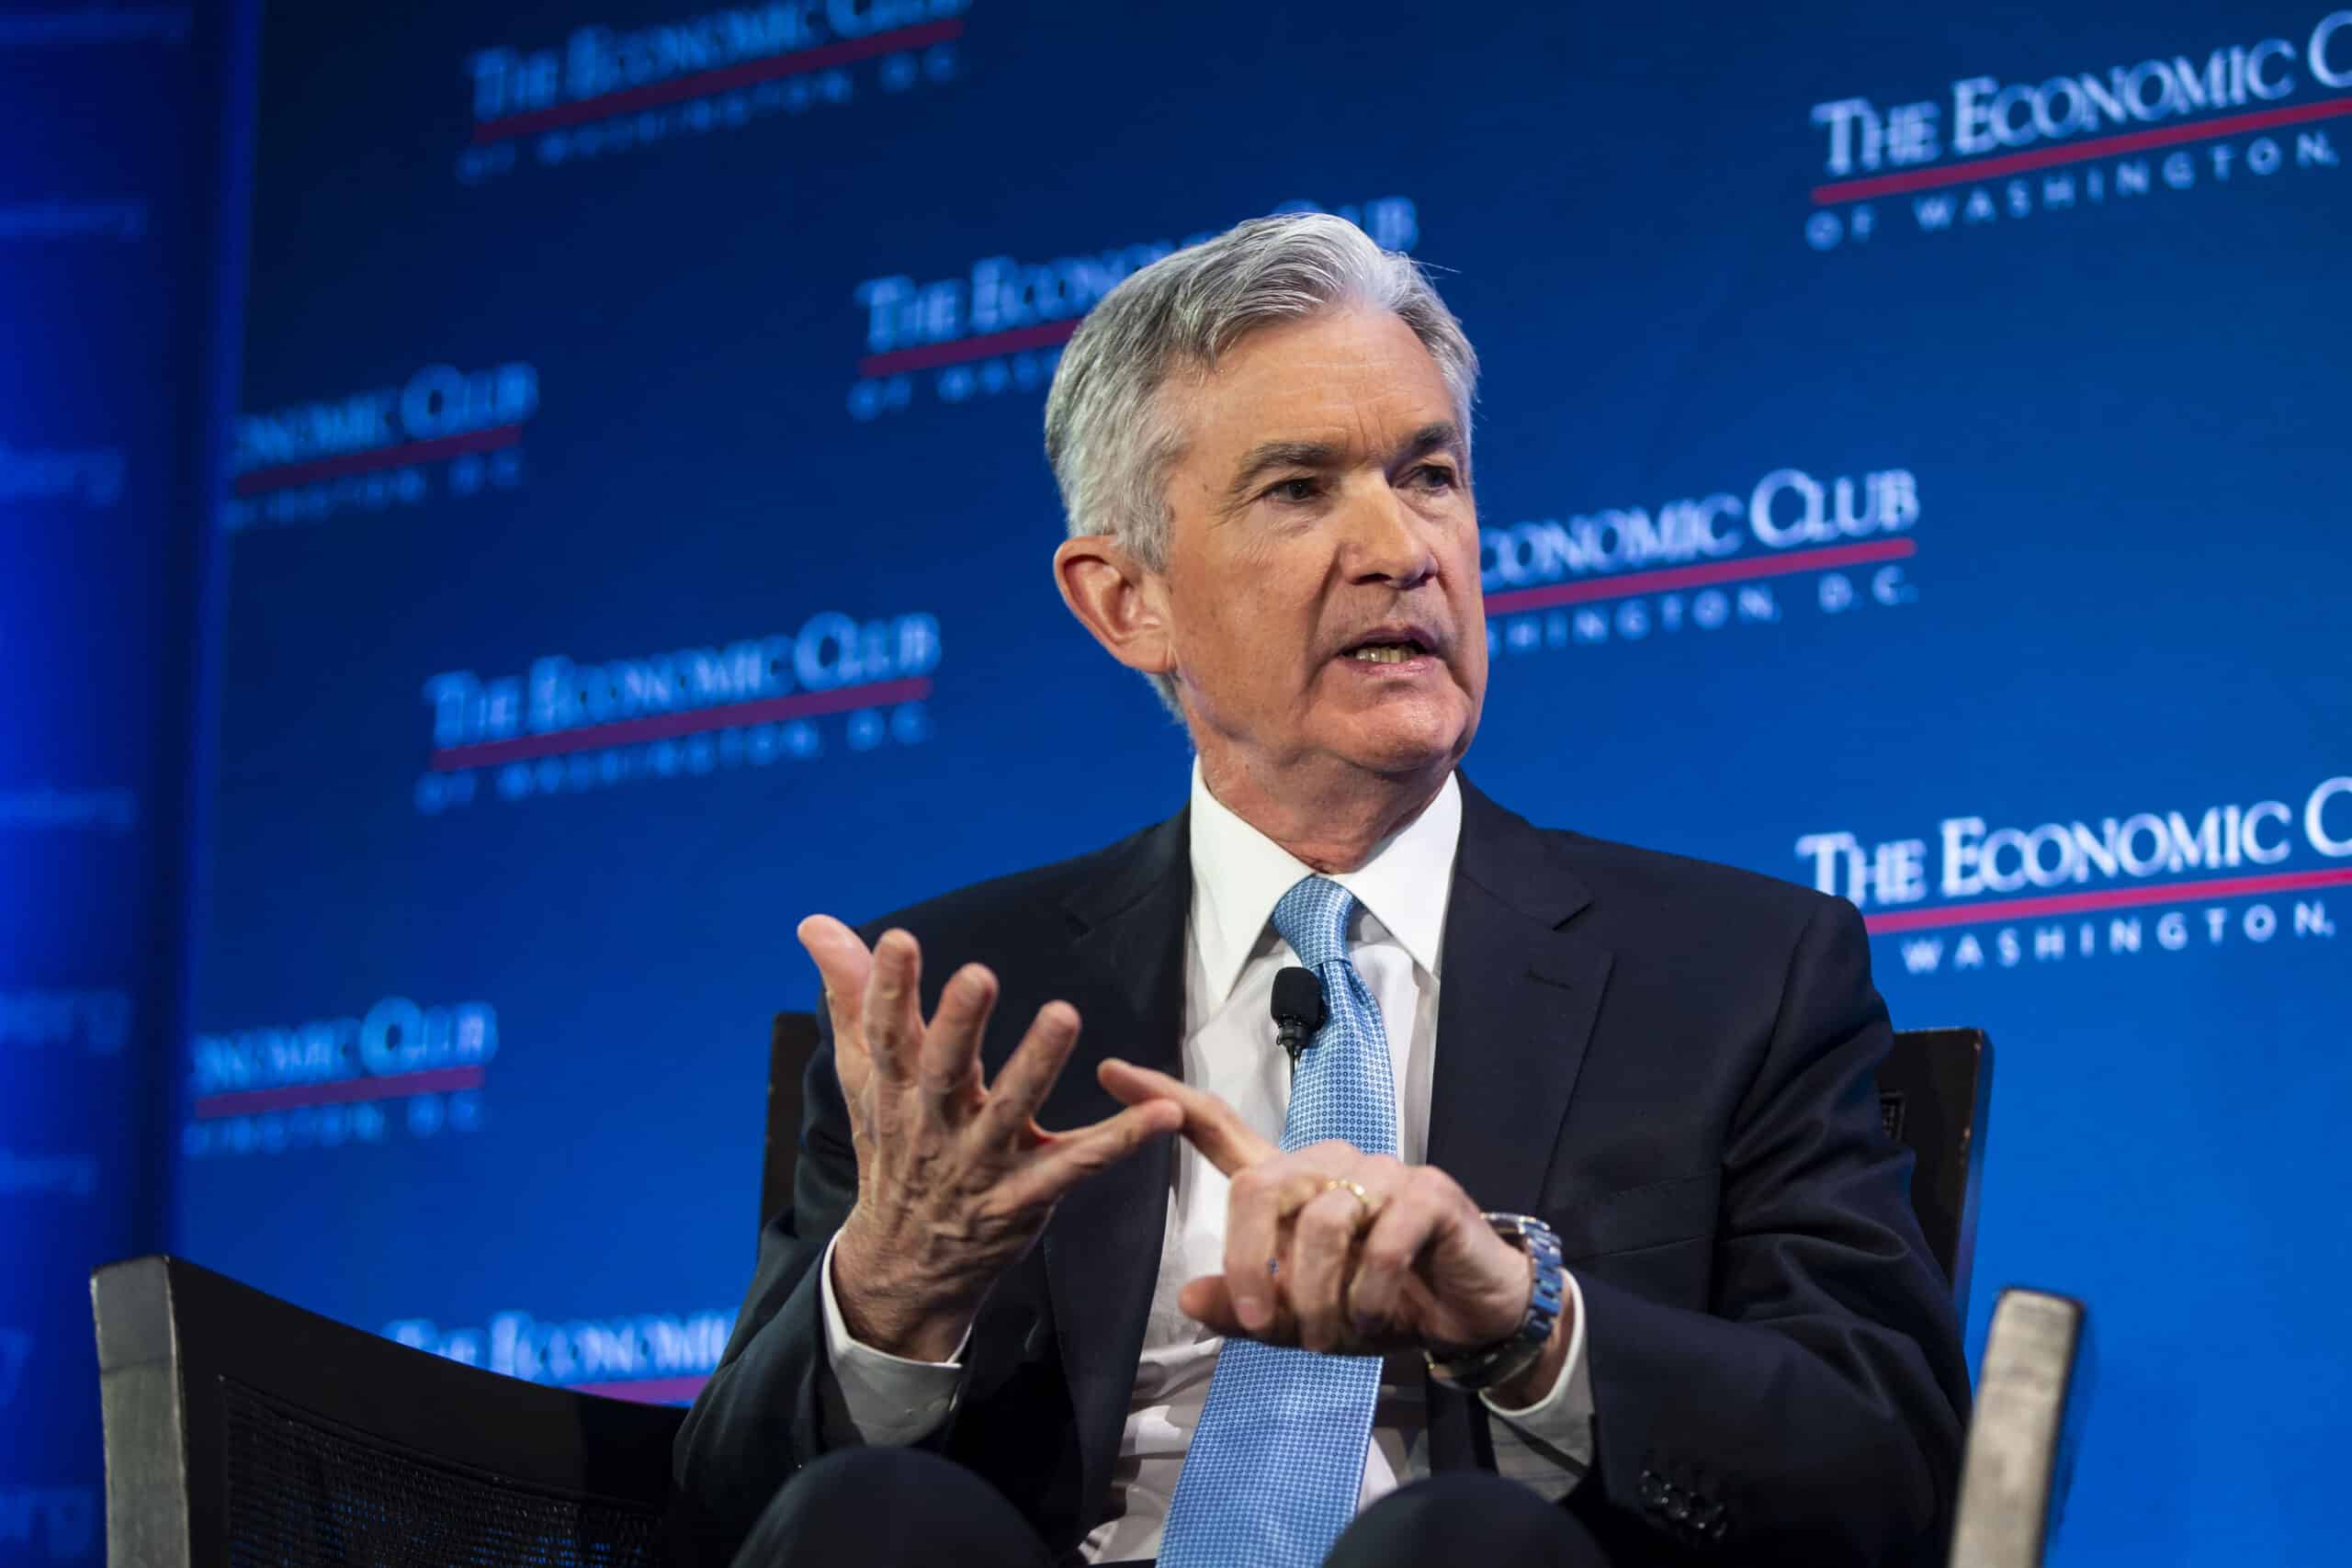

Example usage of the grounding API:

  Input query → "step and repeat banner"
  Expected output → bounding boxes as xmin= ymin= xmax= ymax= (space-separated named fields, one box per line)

xmin=188 ymin=3 xmax=2349 ymax=1562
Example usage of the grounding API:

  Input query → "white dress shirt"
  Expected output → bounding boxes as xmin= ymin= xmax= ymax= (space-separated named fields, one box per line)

xmin=818 ymin=765 xmax=1593 ymax=1560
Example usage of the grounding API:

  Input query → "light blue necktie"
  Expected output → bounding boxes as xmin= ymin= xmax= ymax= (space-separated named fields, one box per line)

xmin=1159 ymin=875 xmax=1400 ymax=1568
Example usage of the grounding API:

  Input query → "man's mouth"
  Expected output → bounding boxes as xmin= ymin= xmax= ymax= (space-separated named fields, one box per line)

xmin=1339 ymin=626 xmax=1440 ymax=665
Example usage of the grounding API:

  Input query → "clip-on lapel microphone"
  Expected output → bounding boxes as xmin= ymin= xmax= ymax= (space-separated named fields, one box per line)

xmin=1271 ymin=966 xmax=1327 ymax=1077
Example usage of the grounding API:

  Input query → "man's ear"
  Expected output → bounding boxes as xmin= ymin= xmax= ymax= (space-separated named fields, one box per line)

xmin=1055 ymin=534 xmax=1176 ymax=680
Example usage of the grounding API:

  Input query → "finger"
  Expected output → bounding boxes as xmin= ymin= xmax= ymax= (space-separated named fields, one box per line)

xmin=1224 ymin=1158 xmax=1329 ymax=1333
xmin=918 ymin=963 xmax=997 ymax=1112
xmin=1288 ymin=1186 xmax=1376 ymax=1351
xmin=797 ymin=916 xmax=874 ymax=1043
xmin=1098 ymin=1059 xmax=1276 ymax=1176
xmin=860 ymin=929 xmax=925 ymax=1084
xmin=977 ymin=1001 xmax=1083 ymax=1140
xmin=1345 ymin=1175 xmax=1446 ymax=1336
xmin=798 ymin=916 xmax=876 ymax=1092
xmin=1177 ymin=1274 xmax=1299 ymax=1346
xmin=999 ymin=1100 xmax=1183 ymax=1209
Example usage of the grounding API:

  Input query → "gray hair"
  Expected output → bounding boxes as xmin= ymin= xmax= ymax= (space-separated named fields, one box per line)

xmin=1042 ymin=212 xmax=1479 ymax=712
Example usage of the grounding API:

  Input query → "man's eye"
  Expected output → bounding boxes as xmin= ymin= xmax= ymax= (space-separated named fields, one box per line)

xmin=1266 ymin=477 xmax=1321 ymax=504
xmin=1408 ymin=464 xmax=1459 ymax=491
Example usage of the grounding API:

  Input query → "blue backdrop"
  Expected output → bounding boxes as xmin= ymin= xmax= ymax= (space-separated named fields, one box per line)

xmin=174 ymin=2 xmax=2352 ymax=1563
xmin=1 ymin=4 xmax=242 ymax=1561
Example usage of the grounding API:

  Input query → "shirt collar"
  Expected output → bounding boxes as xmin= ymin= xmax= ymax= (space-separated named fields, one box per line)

xmin=1187 ymin=760 xmax=1462 ymax=1009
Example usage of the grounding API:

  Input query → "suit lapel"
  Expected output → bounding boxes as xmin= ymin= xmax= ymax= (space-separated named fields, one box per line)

xmin=1041 ymin=809 xmax=1191 ymax=1529
xmin=1426 ymin=779 xmax=1613 ymax=1204
xmin=1423 ymin=781 xmax=1611 ymax=1472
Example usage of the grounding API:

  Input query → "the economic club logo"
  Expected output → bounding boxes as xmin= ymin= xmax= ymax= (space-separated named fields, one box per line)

xmin=184 ymin=997 xmax=498 ymax=1160
xmin=458 ymin=0 xmax=968 ymax=185
xmin=1482 ymin=464 xmax=1920 ymax=660
xmin=228 ymin=362 xmax=537 ymax=532
xmin=388 ymin=1302 xmax=736 ymax=1404
xmin=1804 ymin=9 xmax=2352 ymax=251
xmin=416 ymin=609 xmax=941 ymax=814
xmin=1798 ymin=774 xmax=2351 ymax=975
xmin=847 ymin=197 xmax=1421 ymax=422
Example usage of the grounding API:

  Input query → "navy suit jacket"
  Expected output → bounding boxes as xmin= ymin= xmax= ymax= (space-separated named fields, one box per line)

xmin=674 ymin=779 xmax=1971 ymax=1565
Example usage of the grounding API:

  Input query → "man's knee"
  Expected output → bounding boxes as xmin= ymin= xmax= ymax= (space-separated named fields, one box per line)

xmin=730 ymin=1447 xmax=1052 ymax=1568
xmin=1327 ymin=1472 xmax=1611 ymax=1568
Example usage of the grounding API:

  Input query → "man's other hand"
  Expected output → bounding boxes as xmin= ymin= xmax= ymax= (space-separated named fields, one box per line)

xmin=800 ymin=916 xmax=1183 ymax=1362
xmin=1098 ymin=1057 xmax=1571 ymax=1404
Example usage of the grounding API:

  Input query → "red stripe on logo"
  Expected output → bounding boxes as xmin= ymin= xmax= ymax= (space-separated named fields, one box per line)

xmin=1862 ymin=865 xmax=2352 ymax=934
xmin=429 ymin=676 xmax=934 ymax=772
xmin=193 ymin=1064 xmax=487 ymax=1120
xmin=234 ymin=424 xmax=523 ymax=496
xmin=1814 ymin=94 xmax=2352 ymax=206
xmin=472 ymin=18 xmax=966 ymax=143
xmin=1483 ymin=537 xmax=1916 ymax=616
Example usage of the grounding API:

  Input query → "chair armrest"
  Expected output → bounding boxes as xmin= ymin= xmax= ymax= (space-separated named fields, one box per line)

xmin=1949 ymin=1287 xmax=2094 ymax=1568
xmin=93 ymin=1255 xmax=686 ymax=1567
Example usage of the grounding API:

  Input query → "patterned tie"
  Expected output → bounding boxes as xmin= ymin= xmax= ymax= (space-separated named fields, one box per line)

xmin=1159 ymin=875 xmax=1400 ymax=1568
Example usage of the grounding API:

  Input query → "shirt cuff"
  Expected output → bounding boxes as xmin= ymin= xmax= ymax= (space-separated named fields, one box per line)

xmin=1477 ymin=1267 xmax=1594 ymax=1475
xmin=817 ymin=1232 xmax=969 ymax=1446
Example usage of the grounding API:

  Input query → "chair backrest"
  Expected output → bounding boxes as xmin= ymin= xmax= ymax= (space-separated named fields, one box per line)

xmin=761 ymin=1013 xmax=1994 ymax=1310
xmin=91 ymin=1255 xmax=685 ymax=1568
xmin=1882 ymin=1027 xmax=1995 ymax=1312
xmin=761 ymin=1010 xmax=821 ymax=1236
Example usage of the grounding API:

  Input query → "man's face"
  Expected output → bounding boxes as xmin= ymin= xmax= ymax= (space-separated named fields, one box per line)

xmin=1155 ymin=307 xmax=1487 ymax=783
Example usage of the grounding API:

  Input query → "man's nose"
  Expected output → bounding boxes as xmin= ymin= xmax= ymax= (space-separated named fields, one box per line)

xmin=1340 ymin=484 xmax=1437 ymax=590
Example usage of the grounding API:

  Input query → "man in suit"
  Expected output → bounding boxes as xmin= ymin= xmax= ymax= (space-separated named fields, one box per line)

xmin=674 ymin=213 xmax=1969 ymax=1567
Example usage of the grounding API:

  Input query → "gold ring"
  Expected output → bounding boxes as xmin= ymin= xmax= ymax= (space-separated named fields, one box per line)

xmin=1321 ymin=1178 xmax=1381 ymax=1224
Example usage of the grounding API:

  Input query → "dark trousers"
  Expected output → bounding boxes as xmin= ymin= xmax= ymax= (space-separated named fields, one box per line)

xmin=731 ymin=1446 xmax=1615 ymax=1567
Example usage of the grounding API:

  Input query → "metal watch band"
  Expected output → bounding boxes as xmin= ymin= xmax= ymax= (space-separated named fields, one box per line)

xmin=1423 ymin=1213 xmax=1566 ymax=1393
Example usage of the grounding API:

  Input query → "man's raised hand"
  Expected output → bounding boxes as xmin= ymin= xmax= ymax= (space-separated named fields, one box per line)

xmin=799 ymin=916 xmax=1182 ymax=1362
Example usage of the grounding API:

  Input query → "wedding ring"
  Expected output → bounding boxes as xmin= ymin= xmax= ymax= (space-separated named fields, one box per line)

xmin=1321 ymin=1178 xmax=1381 ymax=1225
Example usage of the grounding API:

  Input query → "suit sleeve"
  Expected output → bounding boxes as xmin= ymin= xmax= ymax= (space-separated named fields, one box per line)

xmin=1564 ymin=897 xmax=1972 ymax=1565
xmin=670 ymin=1003 xmax=866 ymax=1562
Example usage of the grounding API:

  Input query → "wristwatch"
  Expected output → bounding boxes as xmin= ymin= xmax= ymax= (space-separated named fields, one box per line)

xmin=1423 ymin=1213 xmax=1565 ymax=1393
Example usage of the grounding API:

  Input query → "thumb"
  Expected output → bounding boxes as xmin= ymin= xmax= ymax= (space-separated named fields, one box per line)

xmin=799 ymin=921 xmax=875 ymax=1104
xmin=797 ymin=915 xmax=874 ymax=1064
xmin=1178 ymin=1274 xmax=1246 ymax=1337
xmin=1179 ymin=1274 xmax=1295 ymax=1344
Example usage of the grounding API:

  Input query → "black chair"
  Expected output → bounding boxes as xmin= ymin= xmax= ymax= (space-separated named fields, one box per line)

xmin=91 ymin=1255 xmax=685 ymax=1566
xmin=1878 ymin=1026 xmax=1994 ymax=1313
xmin=93 ymin=1021 xmax=2011 ymax=1565
xmin=757 ymin=1010 xmax=820 ymax=1246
